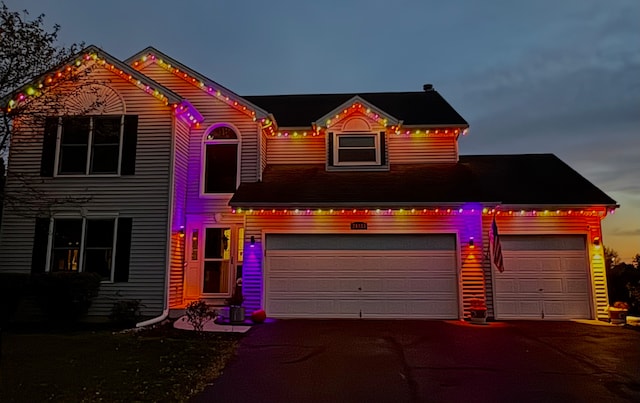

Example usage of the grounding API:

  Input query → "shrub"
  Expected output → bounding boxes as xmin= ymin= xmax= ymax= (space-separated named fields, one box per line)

xmin=185 ymin=300 xmax=216 ymax=332
xmin=32 ymin=272 xmax=101 ymax=321
xmin=0 ymin=273 xmax=31 ymax=325
xmin=110 ymin=299 xmax=144 ymax=327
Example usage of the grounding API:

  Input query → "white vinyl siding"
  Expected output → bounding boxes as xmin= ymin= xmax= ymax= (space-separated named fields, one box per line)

xmin=0 ymin=64 xmax=174 ymax=316
xmin=266 ymin=134 xmax=325 ymax=164
xmin=387 ymin=134 xmax=457 ymax=163
xmin=138 ymin=63 xmax=260 ymax=216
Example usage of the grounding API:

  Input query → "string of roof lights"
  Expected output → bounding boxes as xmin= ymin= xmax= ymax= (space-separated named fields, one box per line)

xmin=4 ymin=52 xmax=203 ymax=127
xmin=231 ymin=207 xmax=613 ymax=217
xmin=132 ymin=53 xmax=277 ymax=136
xmin=265 ymin=102 xmax=468 ymax=138
xmin=269 ymin=127 xmax=466 ymax=138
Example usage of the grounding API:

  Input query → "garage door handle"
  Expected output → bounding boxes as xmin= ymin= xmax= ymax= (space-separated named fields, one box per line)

xmin=358 ymin=287 xmax=362 ymax=291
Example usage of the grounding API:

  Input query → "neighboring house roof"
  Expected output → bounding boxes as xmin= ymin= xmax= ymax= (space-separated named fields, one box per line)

xmin=244 ymin=89 xmax=469 ymax=127
xmin=2 ymin=45 xmax=185 ymax=109
xmin=230 ymin=154 xmax=617 ymax=208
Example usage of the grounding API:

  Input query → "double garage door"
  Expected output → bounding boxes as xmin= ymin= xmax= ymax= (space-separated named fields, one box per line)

xmin=494 ymin=235 xmax=592 ymax=320
xmin=265 ymin=234 xmax=458 ymax=319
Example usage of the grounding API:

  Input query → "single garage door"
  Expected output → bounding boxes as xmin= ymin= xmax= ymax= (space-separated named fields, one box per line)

xmin=494 ymin=235 xmax=592 ymax=320
xmin=265 ymin=234 xmax=458 ymax=319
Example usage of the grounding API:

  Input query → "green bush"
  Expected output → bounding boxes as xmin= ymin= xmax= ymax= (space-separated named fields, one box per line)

xmin=0 ymin=272 xmax=31 ymax=325
xmin=110 ymin=299 xmax=144 ymax=328
xmin=32 ymin=272 xmax=101 ymax=321
xmin=186 ymin=300 xmax=216 ymax=332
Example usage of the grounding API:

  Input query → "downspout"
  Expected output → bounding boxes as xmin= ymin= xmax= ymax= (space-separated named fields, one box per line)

xmin=136 ymin=112 xmax=178 ymax=328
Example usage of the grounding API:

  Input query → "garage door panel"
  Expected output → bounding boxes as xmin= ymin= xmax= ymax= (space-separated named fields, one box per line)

xmin=564 ymin=257 xmax=588 ymax=272
xmin=496 ymin=300 xmax=542 ymax=317
xmin=566 ymin=278 xmax=589 ymax=294
xmin=541 ymin=278 xmax=564 ymax=293
xmin=495 ymin=235 xmax=591 ymax=320
xmin=266 ymin=235 xmax=458 ymax=319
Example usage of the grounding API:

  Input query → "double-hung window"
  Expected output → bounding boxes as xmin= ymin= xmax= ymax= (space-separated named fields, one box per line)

xmin=203 ymin=125 xmax=239 ymax=194
xmin=40 ymin=115 xmax=138 ymax=177
xmin=50 ymin=218 xmax=115 ymax=280
xmin=32 ymin=216 xmax=133 ymax=282
xmin=334 ymin=133 xmax=380 ymax=165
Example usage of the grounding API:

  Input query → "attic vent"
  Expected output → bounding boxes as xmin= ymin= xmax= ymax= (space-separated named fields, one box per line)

xmin=423 ymin=84 xmax=434 ymax=92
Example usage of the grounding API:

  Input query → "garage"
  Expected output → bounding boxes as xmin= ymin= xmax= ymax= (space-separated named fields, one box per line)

xmin=493 ymin=235 xmax=592 ymax=320
xmin=264 ymin=234 xmax=459 ymax=319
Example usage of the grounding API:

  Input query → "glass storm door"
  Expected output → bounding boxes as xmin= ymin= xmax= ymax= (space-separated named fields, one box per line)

xmin=203 ymin=227 xmax=231 ymax=294
xmin=202 ymin=226 xmax=244 ymax=295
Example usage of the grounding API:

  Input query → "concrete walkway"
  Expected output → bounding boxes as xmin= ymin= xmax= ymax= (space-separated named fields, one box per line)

xmin=192 ymin=320 xmax=640 ymax=402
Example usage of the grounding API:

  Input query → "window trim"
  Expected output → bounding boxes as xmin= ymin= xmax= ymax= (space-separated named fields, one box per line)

xmin=333 ymin=132 xmax=381 ymax=166
xmin=53 ymin=115 xmax=125 ymax=177
xmin=200 ymin=123 xmax=242 ymax=197
xmin=45 ymin=215 xmax=119 ymax=283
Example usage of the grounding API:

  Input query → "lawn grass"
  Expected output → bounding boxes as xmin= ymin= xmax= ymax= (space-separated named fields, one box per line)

xmin=0 ymin=322 xmax=242 ymax=402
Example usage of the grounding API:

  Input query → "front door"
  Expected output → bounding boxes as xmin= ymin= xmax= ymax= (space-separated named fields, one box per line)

xmin=184 ymin=224 xmax=244 ymax=299
xmin=202 ymin=225 xmax=244 ymax=296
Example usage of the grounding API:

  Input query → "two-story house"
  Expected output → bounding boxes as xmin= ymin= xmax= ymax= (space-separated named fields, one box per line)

xmin=0 ymin=45 xmax=618 ymax=322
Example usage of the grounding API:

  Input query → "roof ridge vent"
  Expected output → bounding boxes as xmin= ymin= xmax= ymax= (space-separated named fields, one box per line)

xmin=423 ymin=84 xmax=434 ymax=91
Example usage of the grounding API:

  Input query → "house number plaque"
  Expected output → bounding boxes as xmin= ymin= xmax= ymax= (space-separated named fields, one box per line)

xmin=350 ymin=222 xmax=368 ymax=230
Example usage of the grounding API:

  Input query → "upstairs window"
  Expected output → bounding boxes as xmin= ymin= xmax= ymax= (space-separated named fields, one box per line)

xmin=203 ymin=125 xmax=239 ymax=194
xmin=328 ymin=132 xmax=386 ymax=167
xmin=40 ymin=115 xmax=138 ymax=177
xmin=336 ymin=134 xmax=379 ymax=165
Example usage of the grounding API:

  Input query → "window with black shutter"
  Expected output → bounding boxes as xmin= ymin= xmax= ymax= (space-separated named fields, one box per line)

xmin=34 ymin=217 xmax=132 ymax=282
xmin=41 ymin=115 xmax=138 ymax=176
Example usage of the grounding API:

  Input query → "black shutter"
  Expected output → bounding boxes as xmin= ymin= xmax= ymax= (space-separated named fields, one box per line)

xmin=379 ymin=131 xmax=386 ymax=166
xmin=114 ymin=218 xmax=133 ymax=282
xmin=121 ymin=115 xmax=138 ymax=175
xmin=40 ymin=117 xmax=58 ymax=176
xmin=327 ymin=132 xmax=334 ymax=166
xmin=31 ymin=217 xmax=50 ymax=273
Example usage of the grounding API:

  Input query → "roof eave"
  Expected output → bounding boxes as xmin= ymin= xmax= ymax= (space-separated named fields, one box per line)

xmin=126 ymin=46 xmax=271 ymax=120
xmin=3 ymin=45 xmax=184 ymax=109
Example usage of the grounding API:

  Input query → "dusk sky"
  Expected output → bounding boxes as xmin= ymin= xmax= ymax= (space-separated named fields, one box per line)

xmin=7 ymin=0 xmax=639 ymax=261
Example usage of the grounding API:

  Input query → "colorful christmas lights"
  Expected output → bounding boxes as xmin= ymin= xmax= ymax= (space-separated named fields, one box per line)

xmin=230 ymin=207 xmax=610 ymax=217
xmin=319 ymin=102 xmax=391 ymax=128
xmin=132 ymin=53 xmax=272 ymax=133
xmin=4 ymin=49 xmax=203 ymax=126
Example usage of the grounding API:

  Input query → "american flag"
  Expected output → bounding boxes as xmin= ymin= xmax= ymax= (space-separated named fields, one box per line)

xmin=490 ymin=216 xmax=505 ymax=272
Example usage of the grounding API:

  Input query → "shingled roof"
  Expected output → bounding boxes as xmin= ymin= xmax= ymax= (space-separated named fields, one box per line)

xmin=244 ymin=90 xmax=468 ymax=127
xmin=230 ymin=154 xmax=617 ymax=208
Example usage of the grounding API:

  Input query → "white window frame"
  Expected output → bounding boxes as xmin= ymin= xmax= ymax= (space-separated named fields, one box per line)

xmin=200 ymin=124 xmax=241 ymax=197
xmin=53 ymin=115 xmax=125 ymax=177
xmin=202 ymin=226 xmax=233 ymax=297
xmin=333 ymin=132 xmax=380 ymax=166
xmin=45 ymin=216 xmax=119 ymax=283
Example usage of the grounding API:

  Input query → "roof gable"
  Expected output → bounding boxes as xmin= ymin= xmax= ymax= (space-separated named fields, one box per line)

xmin=127 ymin=47 xmax=271 ymax=126
xmin=3 ymin=45 xmax=186 ymax=113
xmin=314 ymin=95 xmax=401 ymax=130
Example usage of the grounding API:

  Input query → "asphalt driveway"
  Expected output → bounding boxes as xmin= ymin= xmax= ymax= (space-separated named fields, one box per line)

xmin=192 ymin=320 xmax=640 ymax=402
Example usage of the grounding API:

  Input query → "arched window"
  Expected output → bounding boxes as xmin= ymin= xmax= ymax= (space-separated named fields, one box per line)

xmin=203 ymin=125 xmax=239 ymax=193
